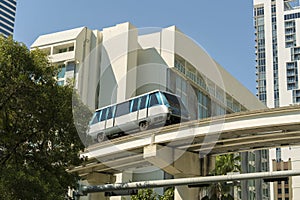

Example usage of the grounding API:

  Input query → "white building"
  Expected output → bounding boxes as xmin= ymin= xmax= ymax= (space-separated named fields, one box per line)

xmin=254 ymin=0 xmax=300 ymax=199
xmin=31 ymin=22 xmax=266 ymax=200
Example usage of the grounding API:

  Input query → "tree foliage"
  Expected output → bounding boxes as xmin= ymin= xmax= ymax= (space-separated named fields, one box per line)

xmin=131 ymin=188 xmax=174 ymax=200
xmin=0 ymin=36 xmax=88 ymax=199
xmin=201 ymin=154 xmax=240 ymax=200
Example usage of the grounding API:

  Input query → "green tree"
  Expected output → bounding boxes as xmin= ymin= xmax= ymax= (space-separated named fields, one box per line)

xmin=0 ymin=36 xmax=89 ymax=199
xmin=131 ymin=188 xmax=174 ymax=200
xmin=131 ymin=189 xmax=158 ymax=200
xmin=159 ymin=188 xmax=174 ymax=200
xmin=202 ymin=154 xmax=240 ymax=200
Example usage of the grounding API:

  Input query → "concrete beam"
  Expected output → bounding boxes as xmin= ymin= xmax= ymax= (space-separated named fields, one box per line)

xmin=143 ymin=144 xmax=200 ymax=176
xmin=143 ymin=144 xmax=201 ymax=200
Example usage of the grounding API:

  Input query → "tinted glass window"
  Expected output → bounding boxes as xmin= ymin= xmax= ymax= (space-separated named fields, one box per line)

xmin=100 ymin=108 xmax=107 ymax=121
xmin=90 ymin=111 xmax=100 ymax=125
xmin=139 ymin=95 xmax=148 ymax=110
xmin=131 ymin=99 xmax=139 ymax=112
xmin=163 ymin=92 xmax=180 ymax=109
xmin=149 ymin=93 xmax=159 ymax=107
xmin=116 ymin=101 xmax=130 ymax=117
xmin=107 ymin=106 xmax=115 ymax=120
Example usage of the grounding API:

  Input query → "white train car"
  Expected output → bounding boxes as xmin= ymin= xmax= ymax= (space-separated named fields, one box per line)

xmin=88 ymin=90 xmax=189 ymax=143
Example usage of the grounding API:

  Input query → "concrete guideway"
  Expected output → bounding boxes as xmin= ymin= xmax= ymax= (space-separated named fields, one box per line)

xmin=68 ymin=105 xmax=300 ymax=200
xmin=70 ymin=105 xmax=300 ymax=175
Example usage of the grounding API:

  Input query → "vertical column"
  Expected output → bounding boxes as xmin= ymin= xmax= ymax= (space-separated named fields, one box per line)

xmin=144 ymin=144 xmax=204 ymax=200
xmin=86 ymin=172 xmax=115 ymax=200
xmin=110 ymin=172 xmax=133 ymax=200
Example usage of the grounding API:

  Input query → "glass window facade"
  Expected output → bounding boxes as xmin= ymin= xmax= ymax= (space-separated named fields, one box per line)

xmin=293 ymin=89 xmax=300 ymax=103
xmin=271 ymin=5 xmax=280 ymax=108
xmin=285 ymin=21 xmax=296 ymax=48
xmin=254 ymin=6 xmax=267 ymax=105
xmin=286 ymin=62 xmax=298 ymax=90
xmin=171 ymin=55 xmax=246 ymax=121
xmin=0 ymin=0 xmax=17 ymax=37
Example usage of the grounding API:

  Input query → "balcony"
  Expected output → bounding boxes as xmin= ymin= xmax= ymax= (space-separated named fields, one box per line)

xmin=49 ymin=51 xmax=75 ymax=63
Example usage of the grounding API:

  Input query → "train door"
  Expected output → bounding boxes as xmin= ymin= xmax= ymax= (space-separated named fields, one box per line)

xmin=137 ymin=95 xmax=148 ymax=120
xmin=106 ymin=106 xmax=115 ymax=131
xmin=114 ymin=101 xmax=131 ymax=132
xmin=129 ymin=98 xmax=139 ymax=129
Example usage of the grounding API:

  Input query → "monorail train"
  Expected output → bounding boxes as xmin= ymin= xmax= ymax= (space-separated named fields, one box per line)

xmin=88 ymin=90 xmax=189 ymax=143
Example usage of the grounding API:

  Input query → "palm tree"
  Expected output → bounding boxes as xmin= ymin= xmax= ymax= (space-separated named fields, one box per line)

xmin=201 ymin=153 xmax=240 ymax=200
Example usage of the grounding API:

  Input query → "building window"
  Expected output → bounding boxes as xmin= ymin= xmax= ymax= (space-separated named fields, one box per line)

xmin=255 ymin=14 xmax=267 ymax=105
xmin=255 ymin=7 xmax=264 ymax=16
xmin=58 ymin=80 xmax=64 ymax=86
xmin=285 ymin=188 xmax=289 ymax=194
xmin=198 ymin=91 xmax=209 ymax=119
xmin=271 ymin=5 xmax=276 ymax=13
xmin=287 ymin=62 xmax=298 ymax=90
xmin=58 ymin=48 xmax=67 ymax=53
xmin=276 ymin=148 xmax=281 ymax=162
xmin=175 ymin=76 xmax=187 ymax=107
xmin=174 ymin=59 xmax=185 ymax=74
xmin=285 ymin=21 xmax=296 ymax=47
xmin=57 ymin=66 xmax=66 ymax=79
xmin=293 ymin=89 xmax=300 ymax=103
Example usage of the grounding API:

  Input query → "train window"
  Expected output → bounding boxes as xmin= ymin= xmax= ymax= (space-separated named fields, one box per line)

xmin=107 ymin=106 xmax=115 ymax=120
xmin=131 ymin=99 xmax=139 ymax=112
xmin=139 ymin=95 xmax=148 ymax=110
xmin=100 ymin=108 xmax=108 ymax=121
xmin=157 ymin=92 xmax=163 ymax=105
xmin=115 ymin=101 xmax=130 ymax=117
xmin=149 ymin=93 xmax=160 ymax=107
xmin=90 ymin=111 xmax=100 ymax=125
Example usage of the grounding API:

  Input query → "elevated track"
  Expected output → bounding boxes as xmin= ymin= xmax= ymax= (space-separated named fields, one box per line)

xmin=69 ymin=105 xmax=300 ymax=176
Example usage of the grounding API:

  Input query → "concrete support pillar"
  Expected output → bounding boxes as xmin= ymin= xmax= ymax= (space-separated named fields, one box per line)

xmin=200 ymin=155 xmax=216 ymax=176
xmin=110 ymin=172 xmax=133 ymax=200
xmin=143 ymin=144 xmax=201 ymax=200
xmin=174 ymin=185 xmax=199 ymax=200
xmin=86 ymin=172 xmax=115 ymax=200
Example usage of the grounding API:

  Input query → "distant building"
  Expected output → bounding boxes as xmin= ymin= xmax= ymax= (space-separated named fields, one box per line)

xmin=0 ymin=0 xmax=17 ymax=37
xmin=272 ymin=159 xmax=292 ymax=200
xmin=253 ymin=0 xmax=300 ymax=199
xmin=240 ymin=150 xmax=270 ymax=200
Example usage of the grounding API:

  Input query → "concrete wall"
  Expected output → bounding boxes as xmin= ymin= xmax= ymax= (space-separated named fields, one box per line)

xmin=98 ymin=22 xmax=138 ymax=107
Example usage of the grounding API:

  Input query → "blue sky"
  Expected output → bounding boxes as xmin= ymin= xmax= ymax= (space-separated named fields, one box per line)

xmin=14 ymin=0 xmax=257 ymax=94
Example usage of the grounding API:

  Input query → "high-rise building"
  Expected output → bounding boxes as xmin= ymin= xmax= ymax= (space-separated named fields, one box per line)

xmin=254 ymin=0 xmax=300 ymax=199
xmin=0 ymin=0 xmax=17 ymax=37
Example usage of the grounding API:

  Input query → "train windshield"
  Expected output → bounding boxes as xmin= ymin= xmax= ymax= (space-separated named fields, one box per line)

xmin=162 ymin=92 xmax=181 ymax=110
xmin=162 ymin=92 xmax=189 ymax=118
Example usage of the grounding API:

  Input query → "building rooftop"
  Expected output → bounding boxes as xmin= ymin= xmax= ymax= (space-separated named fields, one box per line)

xmin=31 ymin=27 xmax=86 ymax=48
